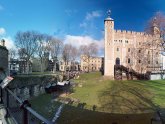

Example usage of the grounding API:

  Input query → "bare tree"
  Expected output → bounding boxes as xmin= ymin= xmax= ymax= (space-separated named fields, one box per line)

xmin=9 ymin=48 xmax=17 ymax=60
xmin=80 ymin=42 xmax=98 ymax=72
xmin=145 ymin=12 xmax=165 ymax=50
xmin=15 ymin=31 xmax=39 ymax=74
xmin=145 ymin=12 xmax=165 ymax=71
xmin=70 ymin=46 xmax=78 ymax=61
xmin=49 ymin=37 xmax=63 ymax=73
xmin=61 ymin=44 xmax=79 ymax=72
xmin=36 ymin=34 xmax=51 ymax=72
xmin=125 ymin=42 xmax=154 ymax=74
xmin=62 ymin=44 xmax=73 ymax=71
xmin=18 ymin=48 xmax=26 ymax=59
xmin=134 ymin=48 xmax=148 ymax=73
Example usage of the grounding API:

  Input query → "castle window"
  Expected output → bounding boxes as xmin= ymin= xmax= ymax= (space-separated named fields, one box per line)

xmin=148 ymin=61 xmax=150 ymax=64
xmin=128 ymin=58 xmax=130 ymax=63
xmin=117 ymin=48 xmax=119 ymax=51
xmin=148 ymin=51 xmax=150 ymax=54
xmin=156 ymin=61 xmax=158 ymax=64
xmin=139 ymin=50 xmax=141 ymax=53
xmin=139 ymin=42 xmax=141 ymax=45
xmin=125 ymin=40 xmax=128 ymax=43
xmin=128 ymin=48 xmax=130 ymax=52
xmin=139 ymin=60 xmax=141 ymax=63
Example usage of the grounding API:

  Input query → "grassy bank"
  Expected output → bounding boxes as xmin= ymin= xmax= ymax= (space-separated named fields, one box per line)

xmin=30 ymin=72 xmax=165 ymax=124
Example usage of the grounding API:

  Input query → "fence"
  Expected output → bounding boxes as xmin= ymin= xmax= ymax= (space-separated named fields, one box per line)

xmin=0 ymin=87 xmax=53 ymax=124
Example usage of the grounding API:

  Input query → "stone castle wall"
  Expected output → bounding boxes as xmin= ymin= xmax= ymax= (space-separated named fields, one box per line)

xmin=0 ymin=46 xmax=8 ymax=78
xmin=104 ymin=17 xmax=162 ymax=77
xmin=114 ymin=29 xmax=152 ymax=37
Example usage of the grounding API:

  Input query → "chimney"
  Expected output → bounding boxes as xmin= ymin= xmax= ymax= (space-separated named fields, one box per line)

xmin=1 ymin=39 xmax=5 ymax=46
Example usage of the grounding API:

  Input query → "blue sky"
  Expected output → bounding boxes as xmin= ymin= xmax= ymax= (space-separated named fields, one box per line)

xmin=0 ymin=0 xmax=165 ymax=55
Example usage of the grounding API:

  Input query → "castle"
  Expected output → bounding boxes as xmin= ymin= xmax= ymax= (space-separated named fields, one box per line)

xmin=104 ymin=11 xmax=162 ymax=78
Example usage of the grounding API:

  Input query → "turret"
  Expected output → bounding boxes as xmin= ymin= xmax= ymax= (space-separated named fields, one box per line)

xmin=104 ymin=10 xmax=115 ymax=77
xmin=1 ymin=39 xmax=5 ymax=47
xmin=152 ymin=17 xmax=160 ymax=36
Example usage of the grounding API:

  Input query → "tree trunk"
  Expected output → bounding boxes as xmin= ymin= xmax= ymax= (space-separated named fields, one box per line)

xmin=40 ymin=60 xmax=43 ymax=73
xmin=53 ymin=60 xmax=56 ymax=73
xmin=26 ymin=60 xmax=29 ymax=74
xmin=87 ymin=57 xmax=90 ymax=73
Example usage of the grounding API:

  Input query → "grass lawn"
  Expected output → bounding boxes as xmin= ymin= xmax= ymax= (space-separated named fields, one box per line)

xmin=30 ymin=72 xmax=165 ymax=124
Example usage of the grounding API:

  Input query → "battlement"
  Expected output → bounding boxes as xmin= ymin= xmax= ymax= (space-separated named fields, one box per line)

xmin=114 ymin=29 xmax=153 ymax=37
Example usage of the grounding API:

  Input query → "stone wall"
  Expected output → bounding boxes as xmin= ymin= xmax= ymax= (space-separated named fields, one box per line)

xmin=0 ymin=45 xmax=8 ymax=79
xmin=104 ymin=16 xmax=162 ymax=77
xmin=5 ymin=75 xmax=57 ymax=107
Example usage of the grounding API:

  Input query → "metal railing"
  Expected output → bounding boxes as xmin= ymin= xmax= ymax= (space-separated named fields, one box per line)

xmin=0 ymin=87 xmax=53 ymax=124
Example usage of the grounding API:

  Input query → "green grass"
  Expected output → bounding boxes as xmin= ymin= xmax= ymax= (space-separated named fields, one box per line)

xmin=69 ymin=72 xmax=110 ymax=108
xmin=30 ymin=94 xmax=153 ymax=124
xmin=30 ymin=72 xmax=165 ymax=124
xmin=30 ymin=94 xmax=65 ymax=120
xmin=68 ymin=72 xmax=165 ymax=113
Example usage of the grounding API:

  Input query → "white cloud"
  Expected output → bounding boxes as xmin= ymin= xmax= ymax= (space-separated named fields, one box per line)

xmin=85 ymin=11 xmax=102 ymax=20
xmin=64 ymin=35 xmax=104 ymax=50
xmin=0 ymin=28 xmax=6 ymax=35
xmin=80 ymin=10 xmax=102 ymax=30
xmin=1 ymin=37 xmax=16 ymax=50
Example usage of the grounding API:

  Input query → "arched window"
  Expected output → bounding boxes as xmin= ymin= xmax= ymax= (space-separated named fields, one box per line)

xmin=128 ymin=58 xmax=130 ymax=63
xmin=128 ymin=48 xmax=130 ymax=52
xmin=116 ymin=58 xmax=120 ymax=65
xmin=117 ymin=48 xmax=119 ymax=51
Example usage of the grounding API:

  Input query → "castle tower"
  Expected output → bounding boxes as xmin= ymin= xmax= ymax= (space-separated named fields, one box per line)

xmin=152 ymin=17 xmax=160 ymax=36
xmin=104 ymin=10 xmax=115 ymax=77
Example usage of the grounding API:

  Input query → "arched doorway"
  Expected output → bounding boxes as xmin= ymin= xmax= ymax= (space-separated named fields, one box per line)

xmin=116 ymin=58 xmax=120 ymax=65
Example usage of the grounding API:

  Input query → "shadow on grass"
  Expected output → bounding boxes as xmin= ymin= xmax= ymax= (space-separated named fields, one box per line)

xmin=98 ymin=81 xmax=160 ymax=114
xmin=57 ymin=103 xmax=154 ymax=124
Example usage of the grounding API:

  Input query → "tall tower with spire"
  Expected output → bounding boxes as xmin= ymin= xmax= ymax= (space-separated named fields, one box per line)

xmin=104 ymin=10 xmax=115 ymax=77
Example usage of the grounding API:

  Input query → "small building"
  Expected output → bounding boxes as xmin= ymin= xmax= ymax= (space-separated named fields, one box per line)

xmin=9 ymin=59 xmax=19 ymax=74
xmin=9 ymin=58 xmax=34 ymax=74
xmin=19 ymin=59 xmax=32 ymax=74
xmin=80 ymin=55 xmax=104 ymax=72
xmin=59 ymin=60 xmax=80 ymax=72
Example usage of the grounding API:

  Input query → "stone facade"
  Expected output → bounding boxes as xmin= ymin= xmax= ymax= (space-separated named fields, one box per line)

xmin=81 ymin=55 xmax=104 ymax=72
xmin=59 ymin=60 xmax=80 ymax=72
xmin=0 ymin=39 xmax=8 ymax=80
xmin=104 ymin=14 xmax=161 ymax=77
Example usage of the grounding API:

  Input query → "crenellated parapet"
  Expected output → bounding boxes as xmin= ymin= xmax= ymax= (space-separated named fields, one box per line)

xmin=114 ymin=29 xmax=153 ymax=37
